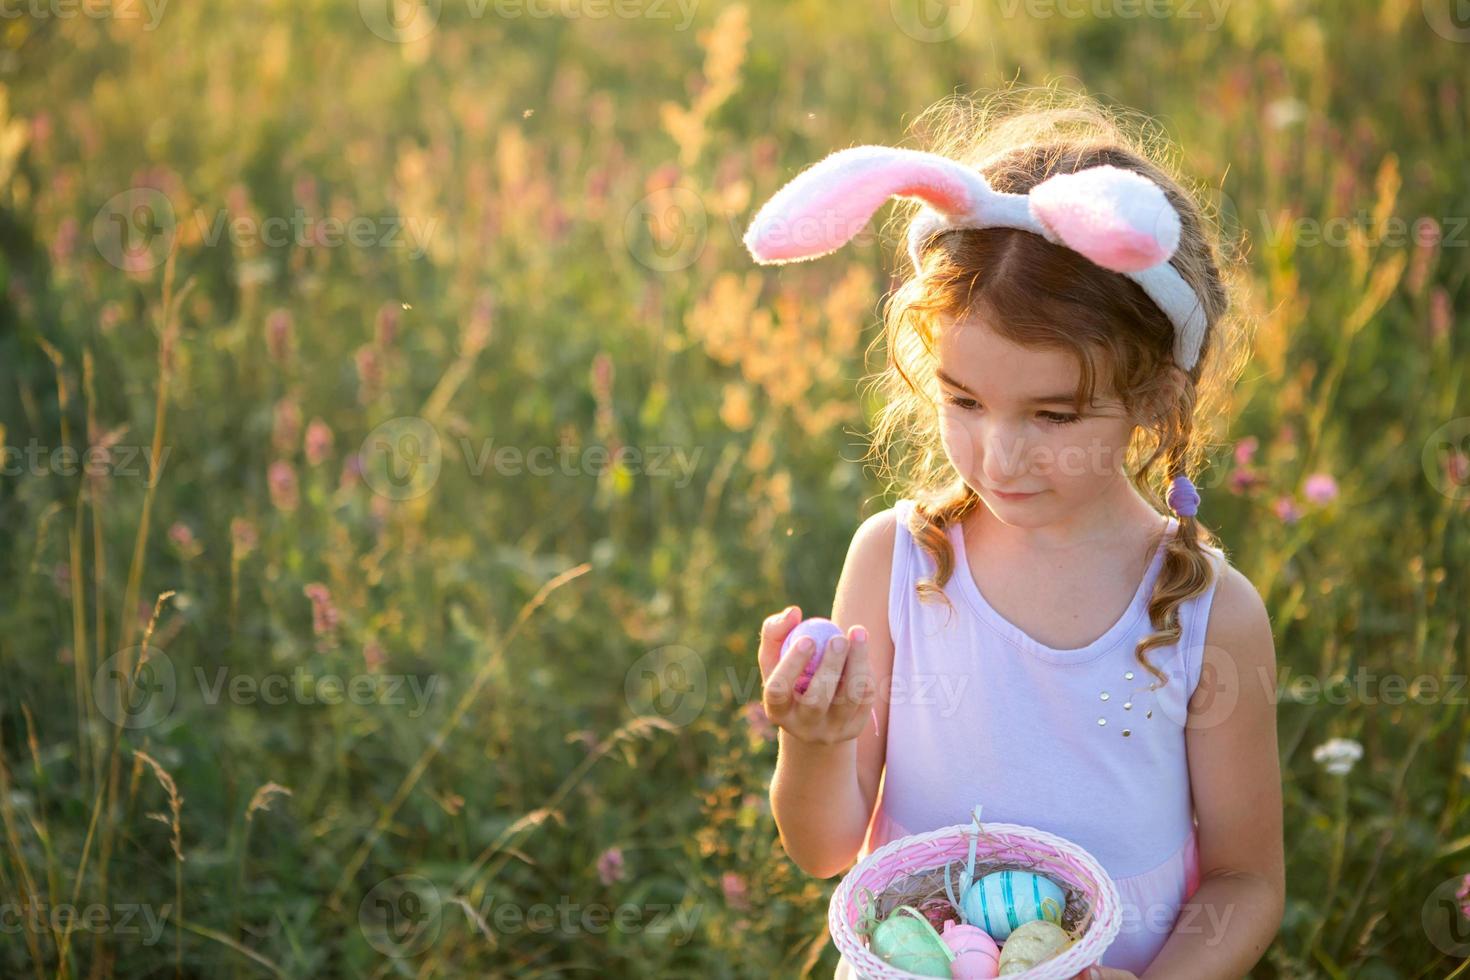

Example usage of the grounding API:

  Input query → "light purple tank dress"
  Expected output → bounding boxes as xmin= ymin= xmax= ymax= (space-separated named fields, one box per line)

xmin=836 ymin=499 xmax=1226 ymax=976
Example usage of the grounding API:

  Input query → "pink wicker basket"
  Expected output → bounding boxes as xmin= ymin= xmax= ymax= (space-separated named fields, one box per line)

xmin=828 ymin=808 xmax=1122 ymax=979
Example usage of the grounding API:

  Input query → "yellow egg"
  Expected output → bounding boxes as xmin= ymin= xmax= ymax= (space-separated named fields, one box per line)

xmin=997 ymin=919 xmax=1072 ymax=975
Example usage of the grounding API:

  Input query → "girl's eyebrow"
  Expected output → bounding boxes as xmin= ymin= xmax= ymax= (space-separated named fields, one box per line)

xmin=935 ymin=369 xmax=1079 ymax=405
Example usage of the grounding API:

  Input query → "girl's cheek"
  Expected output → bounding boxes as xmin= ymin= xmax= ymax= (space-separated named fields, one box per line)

xmin=938 ymin=413 xmax=979 ymax=477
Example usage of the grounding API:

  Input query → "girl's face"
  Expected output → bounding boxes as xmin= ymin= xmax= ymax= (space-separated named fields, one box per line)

xmin=935 ymin=318 xmax=1139 ymax=529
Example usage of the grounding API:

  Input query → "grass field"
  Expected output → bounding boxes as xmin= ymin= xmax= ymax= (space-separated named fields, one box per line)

xmin=4 ymin=0 xmax=1470 ymax=976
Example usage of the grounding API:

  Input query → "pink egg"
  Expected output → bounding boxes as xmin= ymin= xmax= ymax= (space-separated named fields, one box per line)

xmin=779 ymin=617 xmax=844 ymax=694
xmin=941 ymin=921 xmax=1000 ymax=980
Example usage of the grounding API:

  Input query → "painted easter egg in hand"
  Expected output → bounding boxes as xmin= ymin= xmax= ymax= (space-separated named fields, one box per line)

xmin=870 ymin=910 xmax=953 ymax=978
xmin=996 ymin=919 xmax=1072 ymax=975
xmin=960 ymin=870 xmax=1065 ymax=941
xmin=779 ymin=617 xmax=844 ymax=695
xmin=941 ymin=920 xmax=1000 ymax=980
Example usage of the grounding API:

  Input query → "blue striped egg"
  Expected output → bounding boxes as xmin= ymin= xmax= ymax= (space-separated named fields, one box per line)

xmin=959 ymin=870 xmax=1065 ymax=942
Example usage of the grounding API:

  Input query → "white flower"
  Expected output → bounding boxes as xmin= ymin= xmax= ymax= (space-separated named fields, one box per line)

xmin=1312 ymin=737 xmax=1364 ymax=776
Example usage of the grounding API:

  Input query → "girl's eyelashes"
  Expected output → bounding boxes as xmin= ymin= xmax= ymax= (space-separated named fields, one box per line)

xmin=940 ymin=393 xmax=1082 ymax=425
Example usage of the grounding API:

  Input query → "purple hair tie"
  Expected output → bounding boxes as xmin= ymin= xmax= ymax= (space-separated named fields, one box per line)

xmin=1167 ymin=474 xmax=1200 ymax=517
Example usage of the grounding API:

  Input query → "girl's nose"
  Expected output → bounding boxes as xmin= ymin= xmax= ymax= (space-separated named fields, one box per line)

xmin=980 ymin=422 xmax=1029 ymax=484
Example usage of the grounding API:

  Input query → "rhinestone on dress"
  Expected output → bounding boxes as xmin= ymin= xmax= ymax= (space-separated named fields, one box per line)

xmin=1146 ymin=710 xmax=1154 ymax=719
xmin=1123 ymin=702 xmax=1132 ymax=710
xmin=1124 ymin=671 xmax=1135 ymax=680
xmin=1122 ymin=729 xmax=1132 ymax=737
xmin=1100 ymin=692 xmax=1110 ymax=701
xmin=1097 ymin=718 xmax=1106 ymax=726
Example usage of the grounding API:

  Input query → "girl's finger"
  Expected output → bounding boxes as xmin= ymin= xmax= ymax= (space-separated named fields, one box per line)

xmin=764 ymin=635 xmax=816 ymax=709
xmin=795 ymin=634 xmax=849 ymax=712
xmin=757 ymin=606 xmax=800 ymax=680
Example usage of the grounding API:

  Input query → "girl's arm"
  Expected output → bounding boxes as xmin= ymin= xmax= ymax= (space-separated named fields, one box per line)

xmin=761 ymin=509 xmax=898 ymax=878
xmin=1135 ymin=565 xmax=1286 ymax=979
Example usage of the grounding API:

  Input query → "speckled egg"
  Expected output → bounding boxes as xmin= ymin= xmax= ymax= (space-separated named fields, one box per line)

xmin=996 ymin=919 xmax=1072 ymax=975
xmin=959 ymin=870 xmax=1065 ymax=941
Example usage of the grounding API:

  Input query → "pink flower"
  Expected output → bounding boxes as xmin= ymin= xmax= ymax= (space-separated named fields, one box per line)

xmin=375 ymin=302 xmax=399 ymax=349
xmin=168 ymin=522 xmax=201 ymax=557
xmin=1233 ymin=436 xmax=1258 ymax=467
xmin=231 ymin=517 xmax=258 ymax=556
xmin=1303 ymin=473 xmax=1338 ymax=505
xmin=355 ymin=345 xmax=382 ymax=404
xmin=304 ymin=418 xmax=334 ymax=467
xmin=339 ymin=454 xmax=362 ymax=493
xmin=273 ymin=397 xmax=302 ymax=455
xmin=1273 ymin=496 xmax=1301 ymax=524
xmin=596 ymin=847 xmax=626 ymax=886
xmin=266 ymin=309 xmax=293 ymax=364
xmin=268 ymin=460 xmax=299 ymax=512
xmin=1446 ymin=450 xmax=1470 ymax=489
xmin=363 ymin=641 xmax=386 ymax=672
xmin=1430 ymin=288 xmax=1452 ymax=343
xmin=721 ymin=871 xmax=749 ymax=910
xmin=303 ymin=583 xmax=339 ymax=643
xmin=744 ymin=701 xmax=775 ymax=741
xmin=1229 ymin=469 xmax=1264 ymax=495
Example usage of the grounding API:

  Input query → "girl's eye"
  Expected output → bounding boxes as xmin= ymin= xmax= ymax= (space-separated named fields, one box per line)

xmin=943 ymin=395 xmax=1081 ymax=426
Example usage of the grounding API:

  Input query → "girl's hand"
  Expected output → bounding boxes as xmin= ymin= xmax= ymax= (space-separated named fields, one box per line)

xmin=757 ymin=606 xmax=873 ymax=745
xmin=1073 ymin=968 xmax=1139 ymax=980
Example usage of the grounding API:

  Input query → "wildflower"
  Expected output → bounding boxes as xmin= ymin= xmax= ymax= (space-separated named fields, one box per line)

xmin=355 ymin=345 xmax=382 ymax=404
xmin=744 ymin=701 xmax=775 ymax=741
xmin=596 ymin=847 xmax=626 ymax=886
xmin=230 ymin=518 xmax=258 ymax=556
xmin=304 ymin=418 xmax=334 ymax=467
xmin=303 ymin=583 xmax=339 ymax=643
xmin=339 ymin=454 xmax=362 ymax=493
xmin=362 ymin=641 xmax=386 ymax=672
xmin=1430 ymin=288 xmax=1452 ymax=343
xmin=1303 ymin=473 xmax=1338 ymax=505
xmin=1233 ymin=436 xmax=1258 ymax=467
xmin=266 ymin=309 xmax=293 ymax=364
xmin=268 ymin=460 xmax=299 ymax=512
xmin=721 ymin=871 xmax=749 ymax=911
xmin=1311 ymin=737 xmax=1363 ymax=776
xmin=1273 ymin=496 xmax=1301 ymax=524
xmin=375 ymin=302 xmax=399 ymax=349
xmin=273 ymin=396 xmax=302 ymax=455
xmin=1229 ymin=469 xmax=1264 ymax=495
xmin=168 ymin=522 xmax=202 ymax=558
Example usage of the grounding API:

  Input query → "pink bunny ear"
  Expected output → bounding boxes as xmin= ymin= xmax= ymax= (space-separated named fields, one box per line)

xmin=744 ymin=145 xmax=986 ymax=263
xmin=1028 ymin=165 xmax=1181 ymax=273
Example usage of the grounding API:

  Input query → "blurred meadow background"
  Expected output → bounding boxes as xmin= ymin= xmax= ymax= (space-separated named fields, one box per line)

xmin=3 ymin=0 xmax=1469 ymax=976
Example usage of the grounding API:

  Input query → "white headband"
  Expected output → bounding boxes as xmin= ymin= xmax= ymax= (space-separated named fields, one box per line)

xmin=743 ymin=145 xmax=1208 ymax=370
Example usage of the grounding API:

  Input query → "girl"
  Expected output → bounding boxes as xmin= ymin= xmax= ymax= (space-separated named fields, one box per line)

xmin=749 ymin=94 xmax=1285 ymax=978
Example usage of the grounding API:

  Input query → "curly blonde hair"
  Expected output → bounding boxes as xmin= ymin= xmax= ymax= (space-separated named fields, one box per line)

xmin=862 ymin=87 xmax=1253 ymax=688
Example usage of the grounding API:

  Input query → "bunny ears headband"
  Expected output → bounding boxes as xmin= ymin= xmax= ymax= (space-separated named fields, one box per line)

xmin=742 ymin=145 xmax=1208 ymax=371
